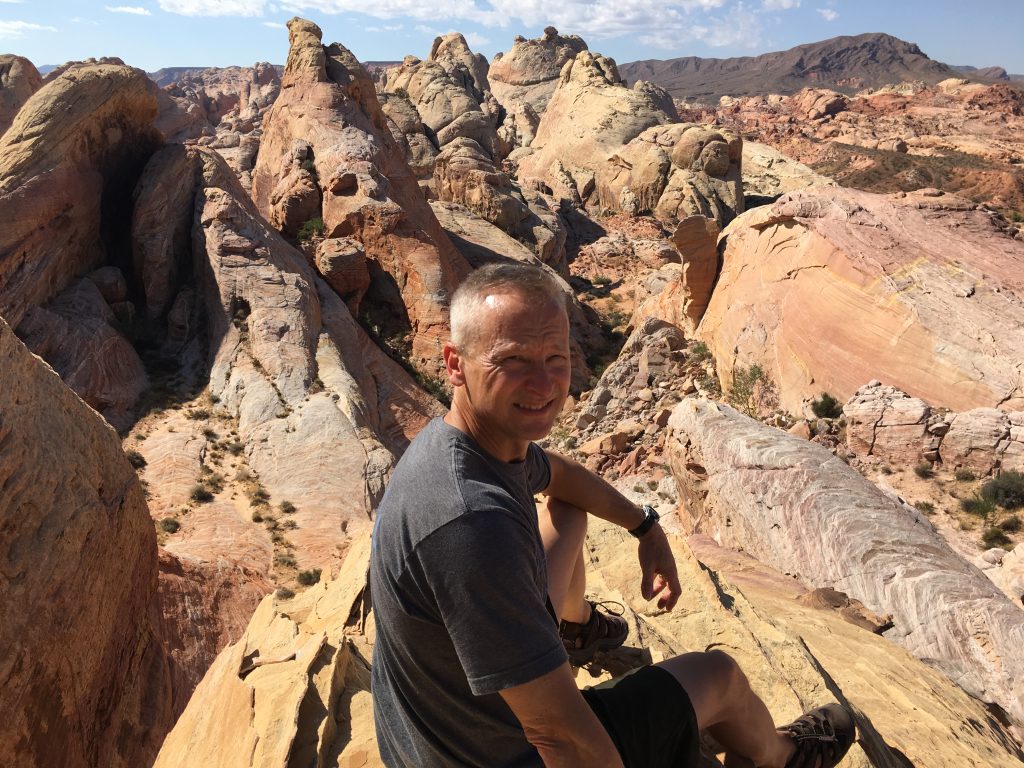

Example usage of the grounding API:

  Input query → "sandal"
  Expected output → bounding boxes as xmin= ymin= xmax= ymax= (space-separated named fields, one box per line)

xmin=778 ymin=703 xmax=856 ymax=768
xmin=559 ymin=600 xmax=628 ymax=664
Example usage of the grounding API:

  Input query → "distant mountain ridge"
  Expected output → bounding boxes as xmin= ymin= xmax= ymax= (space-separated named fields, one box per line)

xmin=620 ymin=33 xmax=969 ymax=101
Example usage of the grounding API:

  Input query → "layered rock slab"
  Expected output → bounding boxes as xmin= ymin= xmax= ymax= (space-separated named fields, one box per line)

xmin=667 ymin=398 xmax=1024 ymax=731
xmin=0 ymin=318 xmax=173 ymax=768
xmin=488 ymin=27 xmax=588 ymax=116
xmin=0 ymin=54 xmax=42 ymax=136
xmin=252 ymin=18 xmax=469 ymax=374
xmin=699 ymin=186 xmax=1024 ymax=413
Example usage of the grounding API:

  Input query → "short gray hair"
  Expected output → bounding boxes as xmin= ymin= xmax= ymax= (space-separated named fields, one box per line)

xmin=450 ymin=263 xmax=565 ymax=352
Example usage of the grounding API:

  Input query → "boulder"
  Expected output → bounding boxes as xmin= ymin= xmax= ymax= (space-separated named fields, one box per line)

xmin=252 ymin=18 xmax=469 ymax=376
xmin=0 ymin=317 xmax=173 ymax=768
xmin=0 ymin=54 xmax=42 ymax=136
xmin=667 ymin=398 xmax=1024 ymax=731
xmin=943 ymin=408 xmax=1013 ymax=475
xmin=699 ymin=187 xmax=1024 ymax=414
xmin=844 ymin=383 xmax=931 ymax=466
xmin=742 ymin=141 xmax=836 ymax=201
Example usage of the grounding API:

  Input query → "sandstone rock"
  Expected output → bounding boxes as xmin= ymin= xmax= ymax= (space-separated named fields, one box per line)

xmin=943 ymin=408 xmax=1012 ymax=475
xmin=844 ymin=383 xmax=930 ymax=466
xmin=15 ymin=278 xmax=149 ymax=429
xmin=792 ymin=88 xmax=849 ymax=120
xmin=788 ymin=420 xmax=813 ymax=440
xmin=252 ymin=18 xmax=469 ymax=375
xmin=667 ymin=398 xmax=1024 ymax=730
xmin=515 ymin=51 xmax=676 ymax=209
xmin=0 ymin=317 xmax=173 ymax=768
xmin=988 ymin=545 xmax=1024 ymax=607
xmin=0 ymin=54 xmax=42 ymax=136
xmin=631 ymin=80 xmax=679 ymax=120
xmin=488 ymin=27 xmax=588 ymax=116
xmin=0 ymin=63 xmax=161 ymax=330
xmin=670 ymin=215 xmax=720 ymax=333
xmin=379 ymin=92 xmax=437 ymax=177
xmin=742 ymin=141 xmax=836 ymax=201
xmin=315 ymin=237 xmax=370 ymax=313
xmin=699 ymin=186 xmax=1024 ymax=414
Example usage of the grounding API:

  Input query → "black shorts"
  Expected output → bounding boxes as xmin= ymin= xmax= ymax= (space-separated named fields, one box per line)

xmin=582 ymin=665 xmax=700 ymax=768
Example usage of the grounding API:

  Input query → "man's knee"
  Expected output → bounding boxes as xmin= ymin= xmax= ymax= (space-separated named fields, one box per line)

xmin=703 ymin=649 xmax=747 ymax=700
xmin=540 ymin=497 xmax=588 ymax=533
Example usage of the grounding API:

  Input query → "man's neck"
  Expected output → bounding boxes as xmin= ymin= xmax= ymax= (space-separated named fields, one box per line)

xmin=443 ymin=408 xmax=528 ymax=463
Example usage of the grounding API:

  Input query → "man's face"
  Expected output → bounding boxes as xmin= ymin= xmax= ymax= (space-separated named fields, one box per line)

xmin=444 ymin=290 xmax=571 ymax=462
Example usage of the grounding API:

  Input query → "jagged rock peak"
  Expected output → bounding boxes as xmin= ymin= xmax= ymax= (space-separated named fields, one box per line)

xmin=284 ymin=16 xmax=327 ymax=80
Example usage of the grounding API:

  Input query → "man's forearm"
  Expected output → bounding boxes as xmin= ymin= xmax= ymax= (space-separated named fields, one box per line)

xmin=543 ymin=449 xmax=646 ymax=531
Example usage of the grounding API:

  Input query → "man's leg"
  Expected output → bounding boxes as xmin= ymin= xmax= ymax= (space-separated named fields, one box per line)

xmin=658 ymin=650 xmax=795 ymax=767
xmin=538 ymin=497 xmax=590 ymax=623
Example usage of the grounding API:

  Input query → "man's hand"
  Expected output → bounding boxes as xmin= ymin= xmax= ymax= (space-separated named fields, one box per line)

xmin=637 ymin=524 xmax=681 ymax=611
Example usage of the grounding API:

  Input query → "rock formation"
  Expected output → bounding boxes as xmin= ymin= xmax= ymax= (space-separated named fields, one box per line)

xmin=699 ymin=187 xmax=1024 ymax=414
xmin=251 ymin=18 xmax=469 ymax=374
xmin=741 ymin=141 xmax=835 ymax=202
xmin=0 ymin=62 xmax=161 ymax=422
xmin=0 ymin=317 xmax=173 ymax=768
xmin=0 ymin=54 xmax=42 ymax=136
xmin=667 ymin=398 xmax=1024 ymax=732
xmin=488 ymin=27 xmax=588 ymax=116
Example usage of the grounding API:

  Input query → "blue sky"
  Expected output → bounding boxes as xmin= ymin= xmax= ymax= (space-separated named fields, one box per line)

xmin=2 ymin=1 xmax=1022 ymax=74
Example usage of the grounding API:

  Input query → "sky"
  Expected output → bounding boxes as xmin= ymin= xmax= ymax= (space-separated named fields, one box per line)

xmin=2 ymin=0 xmax=1022 ymax=75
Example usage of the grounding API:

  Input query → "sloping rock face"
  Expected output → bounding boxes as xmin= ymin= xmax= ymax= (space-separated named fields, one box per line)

xmin=0 ymin=62 xmax=161 ymax=329
xmin=136 ymin=143 xmax=442 ymax=577
xmin=844 ymin=381 xmax=1024 ymax=473
xmin=488 ymin=27 xmax=588 ymax=116
xmin=741 ymin=141 xmax=835 ymax=201
xmin=153 ymin=517 xmax=1024 ymax=767
xmin=384 ymin=34 xmax=503 ymax=161
xmin=252 ymin=18 xmax=468 ymax=374
xmin=667 ymin=398 xmax=1024 ymax=732
xmin=156 ymin=63 xmax=281 ymax=188
xmin=514 ymin=51 xmax=676 ymax=209
xmin=0 ymin=54 xmax=42 ymax=135
xmin=700 ymin=186 xmax=1024 ymax=414
xmin=0 ymin=318 xmax=173 ymax=768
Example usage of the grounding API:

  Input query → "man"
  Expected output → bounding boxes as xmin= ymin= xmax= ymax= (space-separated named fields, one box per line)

xmin=371 ymin=263 xmax=855 ymax=767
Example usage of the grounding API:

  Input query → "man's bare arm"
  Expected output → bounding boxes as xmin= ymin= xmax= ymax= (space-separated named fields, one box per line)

xmin=499 ymin=662 xmax=625 ymax=768
xmin=543 ymin=449 xmax=681 ymax=610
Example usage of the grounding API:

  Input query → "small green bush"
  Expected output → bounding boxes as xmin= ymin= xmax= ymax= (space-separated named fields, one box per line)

xmin=125 ymin=449 xmax=147 ymax=469
xmin=915 ymin=501 xmax=936 ymax=514
xmin=280 ymin=500 xmax=297 ymax=514
xmin=999 ymin=515 xmax=1021 ymax=533
xmin=160 ymin=518 xmax=181 ymax=534
xmin=297 ymin=217 xmax=325 ymax=241
xmin=961 ymin=495 xmax=996 ymax=518
xmin=811 ymin=392 xmax=843 ymax=419
xmin=592 ymin=275 xmax=612 ymax=286
xmin=980 ymin=470 xmax=1024 ymax=509
xmin=297 ymin=568 xmax=322 ymax=586
xmin=954 ymin=468 xmax=976 ymax=482
xmin=727 ymin=364 xmax=778 ymax=418
xmin=913 ymin=463 xmax=935 ymax=479
xmin=689 ymin=341 xmax=712 ymax=363
xmin=276 ymin=587 xmax=295 ymax=600
xmin=982 ymin=527 xmax=1011 ymax=547
xmin=275 ymin=553 xmax=297 ymax=568
xmin=202 ymin=427 xmax=218 ymax=439
xmin=393 ymin=86 xmax=408 ymax=99
xmin=190 ymin=484 xmax=214 ymax=503
xmin=248 ymin=486 xmax=270 ymax=506
xmin=251 ymin=511 xmax=263 ymax=523
xmin=187 ymin=408 xmax=210 ymax=420
xmin=879 ymin=465 xmax=894 ymax=475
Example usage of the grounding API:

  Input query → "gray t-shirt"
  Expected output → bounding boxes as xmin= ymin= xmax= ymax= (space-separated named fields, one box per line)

xmin=370 ymin=417 xmax=567 ymax=767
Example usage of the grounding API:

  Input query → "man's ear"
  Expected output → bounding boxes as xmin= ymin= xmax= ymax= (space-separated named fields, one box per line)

xmin=442 ymin=342 xmax=466 ymax=387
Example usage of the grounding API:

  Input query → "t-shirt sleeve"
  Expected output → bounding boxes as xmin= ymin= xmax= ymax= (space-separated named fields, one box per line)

xmin=525 ymin=442 xmax=551 ymax=494
xmin=416 ymin=508 xmax=566 ymax=696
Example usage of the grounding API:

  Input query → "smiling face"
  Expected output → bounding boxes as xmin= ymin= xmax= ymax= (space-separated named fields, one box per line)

xmin=443 ymin=289 xmax=571 ymax=462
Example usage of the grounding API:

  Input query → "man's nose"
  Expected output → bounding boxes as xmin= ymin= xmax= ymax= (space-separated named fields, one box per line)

xmin=524 ymin=360 xmax=555 ymax=392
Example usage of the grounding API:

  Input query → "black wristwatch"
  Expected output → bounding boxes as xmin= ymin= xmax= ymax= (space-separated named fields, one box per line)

xmin=629 ymin=505 xmax=660 ymax=538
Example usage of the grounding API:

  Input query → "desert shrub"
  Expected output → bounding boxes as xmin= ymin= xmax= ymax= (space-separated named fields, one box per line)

xmin=810 ymin=392 xmax=843 ymax=419
xmin=299 ymin=158 xmax=317 ymax=175
xmin=393 ymin=86 xmax=408 ymax=99
xmin=160 ymin=518 xmax=181 ymax=534
xmin=202 ymin=427 xmax=218 ymax=439
xmin=727 ymin=364 xmax=778 ymax=418
xmin=276 ymin=587 xmax=295 ymax=600
xmin=275 ymin=553 xmax=297 ymax=568
xmin=125 ymin=449 xmax=147 ymax=469
xmin=187 ymin=408 xmax=210 ymax=420
xmin=226 ymin=440 xmax=244 ymax=456
xmin=647 ymin=479 xmax=659 ymax=490
xmin=297 ymin=217 xmax=325 ymax=241
xmin=980 ymin=470 xmax=1024 ymax=509
xmin=913 ymin=463 xmax=935 ymax=479
xmin=915 ymin=501 xmax=936 ymax=514
xmin=248 ymin=486 xmax=270 ymax=506
xmin=999 ymin=515 xmax=1021 ymax=533
xmin=961 ymin=494 xmax=996 ymax=518
xmin=689 ymin=341 xmax=712 ymax=363
xmin=417 ymin=374 xmax=452 ymax=407
xmin=633 ymin=484 xmax=645 ymax=493
xmin=282 ymin=519 xmax=298 ymax=530
xmin=190 ymin=484 xmax=214 ymax=503
xmin=879 ymin=465 xmax=894 ymax=475
xmin=982 ymin=527 xmax=1011 ymax=547
xmin=280 ymin=500 xmax=297 ymax=514
xmin=954 ymin=468 xmax=976 ymax=482
xmin=251 ymin=511 xmax=263 ymax=523
xmin=297 ymin=568 xmax=322 ymax=586
xmin=592 ymin=275 xmax=612 ymax=286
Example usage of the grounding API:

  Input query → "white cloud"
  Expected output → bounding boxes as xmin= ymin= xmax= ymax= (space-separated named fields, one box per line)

xmin=763 ymin=0 xmax=798 ymax=7
xmin=262 ymin=20 xmax=285 ymax=27
xmin=0 ymin=20 xmax=57 ymax=38
xmin=158 ymin=0 xmax=267 ymax=16
xmin=464 ymin=30 xmax=489 ymax=48
xmin=72 ymin=16 xmax=101 ymax=24
xmin=0 ymin=0 xmax=26 ymax=4
xmin=817 ymin=8 xmax=838 ymax=20
xmin=106 ymin=5 xmax=152 ymax=15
